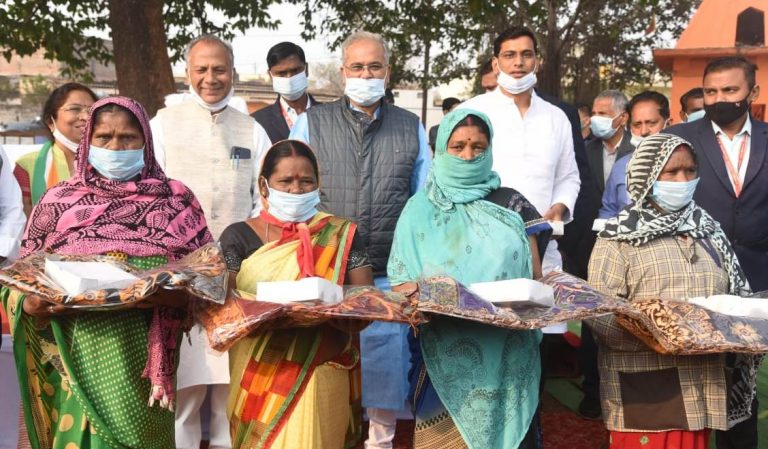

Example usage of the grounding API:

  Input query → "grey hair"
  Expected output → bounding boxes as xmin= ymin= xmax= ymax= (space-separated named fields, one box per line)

xmin=185 ymin=34 xmax=235 ymax=67
xmin=595 ymin=89 xmax=628 ymax=115
xmin=341 ymin=31 xmax=390 ymax=65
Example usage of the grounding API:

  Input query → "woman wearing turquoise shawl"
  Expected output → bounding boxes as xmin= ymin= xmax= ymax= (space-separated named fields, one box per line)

xmin=388 ymin=109 xmax=550 ymax=449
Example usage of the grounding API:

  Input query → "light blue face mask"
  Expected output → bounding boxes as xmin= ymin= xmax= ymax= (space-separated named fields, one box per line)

xmin=590 ymin=114 xmax=620 ymax=139
xmin=88 ymin=146 xmax=145 ymax=181
xmin=649 ymin=178 xmax=699 ymax=212
xmin=686 ymin=109 xmax=706 ymax=122
xmin=344 ymin=75 xmax=386 ymax=106
xmin=266 ymin=185 xmax=321 ymax=222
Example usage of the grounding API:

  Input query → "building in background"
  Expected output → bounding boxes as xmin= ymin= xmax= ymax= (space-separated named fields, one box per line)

xmin=654 ymin=0 xmax=768 ymax=121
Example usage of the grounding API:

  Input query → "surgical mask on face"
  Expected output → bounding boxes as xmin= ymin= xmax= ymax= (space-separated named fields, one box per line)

xmin=704 ymin=95 xmax=751 ymax=127
xmin=88 ymin=146 xmax=145 ymax=181
xmin=188 ymin=84 xmax=235 ymax=112
xmin=51 ymin=119 xmax=80 ymax=152
xmin=272 ymin=72 xmax=308 ymax=101
xmin=649 ymin=178 xmax=699 ymax=212
xmin=266 ymin=185 xmax=320 ymax=223
xmin=630 ymin=133 xmax=644 ymax=148
xmin=686 ymin=109 xmax=706 ymax=122
xmin=590 ymin=114 xmax=621 ymax=139
xmin=496 ymin=69 xmax=537 ymax=95
xmin=344 ymin=75 xmax=387 ymax=107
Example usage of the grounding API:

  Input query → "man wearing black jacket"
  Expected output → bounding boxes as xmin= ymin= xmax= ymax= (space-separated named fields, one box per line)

xmin=252 ymin=42 xmax=318 ymax=143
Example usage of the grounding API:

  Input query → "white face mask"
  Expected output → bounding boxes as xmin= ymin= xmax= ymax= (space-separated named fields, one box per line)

xmin=590 ymin=114 xmax=621 ymax=139
xmin=650 ymin=178 xmax=699 ymax=212
xmin=188 ymin=84 xmax=234 ymax=112
xmin=272 ymin=72 xmax=308 ymax=102
xmin=51 ymin=119 xmax=80 ymax=152
xmin=344 ymin=75 xmax=387 ymax=107
xmin=266 ymin=185 xmax=321 ymax=223
xmin=497 ymin=69 xmax=537 ymax=95
xmin=630 ymin=133 xmax=644 ymax=148
xmin=686 ymin=109 xmax=706 ymax=122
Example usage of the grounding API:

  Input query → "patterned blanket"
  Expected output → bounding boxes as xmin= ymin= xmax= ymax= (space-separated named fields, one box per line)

xmin=195 ymin=271 xmax=768 ymax=355
xmin=0 ymin=243 xmax=227 ymax=308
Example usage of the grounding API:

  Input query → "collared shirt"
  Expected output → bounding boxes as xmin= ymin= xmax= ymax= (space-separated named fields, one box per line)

xmin=290 ymin=101 xmax=432 ymax=196
xmin=0 ymin=146 xmax=25 ymax=261
xmin=458 ymin=89 xmax=581 ymax=272
xmin=602 ymin=134 xmax=624 ymax=184
xmin=712 ymin=116 xmax=751 ymax=189
xmin=279 ymin=95 xmax=312 ymax=129
xmin=150 ymin=105 xmax=272 ymax=217
xmin=599 ymin=153 xmax=632 ymax=219
xmin=589 ymin=236 xmax=730 ymax=432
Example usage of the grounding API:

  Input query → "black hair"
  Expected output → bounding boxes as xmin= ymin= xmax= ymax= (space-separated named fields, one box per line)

xmin=92 ymin=103 xmax=143 ymax=137
xmin=261 ymin=140 xmax=319 ymax=180
xmin=479 ymin=59 xmax=494 ymax=76
xmin=679 ymin=87 xmax=704 ymax=112
xmin=493 ymin=26 xmax=538 ymax=56
xmin=628 ymin=90 xmax=670 ymax=120
xmin=266 ymin=42 xmax=307 ymax=69
xmin=704 ymin=56 xmax=758 ymax=89
xmin=452 ymin=114 xmax=492 ymax=141
xmin=42 ymin=82 xmax=98 ymax=136
xmin=442 ymin=97 xmax=461 ymax=112
xmin=576 ymin=103 xmax=591 ymax=115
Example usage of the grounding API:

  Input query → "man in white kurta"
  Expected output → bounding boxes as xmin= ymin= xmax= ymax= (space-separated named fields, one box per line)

xmin=460 ymin=27 xmax=580 ymax=273
xmin=149 ymin=35 xmax=270 ymax=449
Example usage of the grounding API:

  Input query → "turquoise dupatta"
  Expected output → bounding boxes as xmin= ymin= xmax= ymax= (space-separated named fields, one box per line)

xmin=387 ymin=109 xmax=541 ymax=449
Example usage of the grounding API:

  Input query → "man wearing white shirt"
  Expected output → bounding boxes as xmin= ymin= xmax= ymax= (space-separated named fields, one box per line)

xmin=0 ymin=146 xmax=25 ymax=266
xmin=668 ymin=55 xmax=765 ymax=449
xmin=460 ymin=26 xmax=580 ymax=273
xmin=149 ymin=34 xmax=270 ymax=449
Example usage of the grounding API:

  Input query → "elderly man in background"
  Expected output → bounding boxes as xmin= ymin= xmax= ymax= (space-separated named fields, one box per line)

xmin=586 ymin=90 xmax=632 ymax=194
xmin=290 ymin=30 xmax=431 ymax=449
xmin=252 ymin=41 xmax=318 ymax=143
xmin=150 ymin=34 xmax=271 ymax=449
xmin=599 ymin=90 xmax=671 ymax=219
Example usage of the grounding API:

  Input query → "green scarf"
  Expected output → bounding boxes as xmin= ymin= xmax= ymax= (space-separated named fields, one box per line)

xmin=388 ymin=108 xmax=531 ymax=285
xmin=387 ymin=108 xmax=539 ymax=449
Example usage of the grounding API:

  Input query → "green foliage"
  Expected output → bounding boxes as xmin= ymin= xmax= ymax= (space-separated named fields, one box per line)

xmin=0 ymin=1 xmax=279 ymax=79
xmin=290 ymin=0 xmax=700 ymax=101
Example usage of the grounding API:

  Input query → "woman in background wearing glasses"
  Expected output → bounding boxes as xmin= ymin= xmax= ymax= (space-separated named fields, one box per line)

xmin=13 ymin=83 xmax=98 ymax=217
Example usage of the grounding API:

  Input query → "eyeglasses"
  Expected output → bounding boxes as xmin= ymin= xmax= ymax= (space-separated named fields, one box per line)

xmin=344 ymin=63 xmax=387 ymax=76
xmin=60 ymin=104 xmax=90 ymax=115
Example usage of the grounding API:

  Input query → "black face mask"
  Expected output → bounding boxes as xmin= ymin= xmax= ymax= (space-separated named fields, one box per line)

xmin=704 ymin=95 xmax=751 ymax=127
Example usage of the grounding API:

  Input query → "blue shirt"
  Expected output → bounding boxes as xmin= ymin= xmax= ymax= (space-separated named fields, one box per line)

xmin=598 ymin=153 xmax=632 ymax=218
xmin=290 ymin=104 xmax=432 ymax=195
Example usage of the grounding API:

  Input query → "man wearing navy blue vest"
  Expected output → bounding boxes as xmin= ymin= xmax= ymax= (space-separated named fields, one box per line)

xmin=290 ymin=30 xmax=431 ymax=449
xmin=668 ymin=55 xmax=765 ymax=449
xmin=252 ymin=42 xmax=319 ymax=143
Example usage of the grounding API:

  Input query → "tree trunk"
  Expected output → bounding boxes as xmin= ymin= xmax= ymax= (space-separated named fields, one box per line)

xmin=539 ymin=0 xmax=562 ymax=98
xmin=107 ymin=0 xmax=175 ymax=117
xmin=421 ymin=38 xmax=431 ymax=127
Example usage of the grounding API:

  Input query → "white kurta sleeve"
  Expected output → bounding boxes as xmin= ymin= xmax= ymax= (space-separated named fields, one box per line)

xmin=0 ymin=146 xmax=26 ymax=261
xmin=249 ymin=122 xmax=272 ymax=217
xmin=149 ymin=116 xmax=166 ymax=170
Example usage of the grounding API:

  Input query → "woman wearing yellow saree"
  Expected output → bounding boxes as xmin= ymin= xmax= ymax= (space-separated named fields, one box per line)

xmin=219 ymin=139 xmax=373 ymax=449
